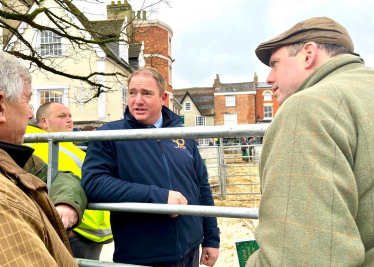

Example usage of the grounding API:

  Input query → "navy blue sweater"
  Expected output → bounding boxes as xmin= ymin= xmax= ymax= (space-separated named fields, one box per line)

xmin=82 ymin=106 xmax=219 ymax=265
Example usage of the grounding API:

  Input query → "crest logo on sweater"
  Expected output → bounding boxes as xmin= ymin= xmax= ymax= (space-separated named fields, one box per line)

xmin=172 ymin=139 xmax=186 ymax=149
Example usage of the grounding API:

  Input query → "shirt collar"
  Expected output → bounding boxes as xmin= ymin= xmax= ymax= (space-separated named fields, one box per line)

xmin=152 ymin=113 xmax=163 ymax=128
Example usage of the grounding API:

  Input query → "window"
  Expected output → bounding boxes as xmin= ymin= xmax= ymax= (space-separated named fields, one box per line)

xmin=195 ymin=116 xmax=206 ymax=126
xmin=168 ymin=36 xmax=172 ymax=56
xmin=226 ymin=95 xmax=235 ymax=107
xmin=264 ymin=106 xmax=273 ymax=118
xmin=40 ymin=31 xmax=62 ymax=56
xmin=33 ymin=85 xmax=69 ymax=112
xmin=185 ymin=102 xmax=191 ymax=111
xmin=121 ymin=85 xmax=128 ymax=114
xmin=169 ymin=65 xmax=172 ymax=85
xmin=40 ymin=90 xmax=63 ymax=105
xmin=197 ymin=138 xmax=210 ymax=146
xmin=224 ymin=113 xmax=237 ymax=125
xmin=263 ymin=91 xmax=272 ymax=101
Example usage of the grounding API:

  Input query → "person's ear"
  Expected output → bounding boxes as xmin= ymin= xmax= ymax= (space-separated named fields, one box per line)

xmin=160 ymin=92 xmax=167 ymax=106
xmin=302 ymin=42 xmax=318 ymax=69
xmin=0 ymin=92 xmax=7 ymax=124
xmin=39 ymin=116 xmax=49 ymax=130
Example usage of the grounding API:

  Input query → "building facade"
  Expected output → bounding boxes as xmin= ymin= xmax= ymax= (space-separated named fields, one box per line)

xmin=254 ymin=73 xmax=279 ymax=123
xmin=173 ymin=88 xmax=214 ymax=145
xmin=213 ymin=75 xmax=256 ymax=126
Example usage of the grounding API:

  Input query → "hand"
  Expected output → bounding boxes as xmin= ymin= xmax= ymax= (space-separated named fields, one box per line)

xmin=55 ymin=204 xmax=78 ymax=229
xmin=167 ymin=190 xmax=188 ymax=218
xmin=200 ymin=247 xmax=219 ymax=266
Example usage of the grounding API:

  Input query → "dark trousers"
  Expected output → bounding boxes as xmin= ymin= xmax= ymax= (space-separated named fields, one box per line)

xmin=242 ymin=150 xmax=249 ymax=161
xmin=68 ymin=232 xmax=103 ymax=260
xmin=152 ymin=246 xmax=199 ymax=267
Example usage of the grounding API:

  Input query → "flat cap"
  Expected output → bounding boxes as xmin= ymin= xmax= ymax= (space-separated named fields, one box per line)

xmin=255 ymin=17 xmax=354 ymax=66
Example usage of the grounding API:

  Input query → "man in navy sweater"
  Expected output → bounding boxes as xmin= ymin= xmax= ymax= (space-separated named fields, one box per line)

xmin=82 ymin=67 xmax=220 ymax=267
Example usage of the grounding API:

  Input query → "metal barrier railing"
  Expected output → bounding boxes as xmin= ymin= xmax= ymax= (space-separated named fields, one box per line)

xmin=23 ymin=124 xmax=268 ymax=267
xmin=220 ymin=144 xmax=262 ymax=197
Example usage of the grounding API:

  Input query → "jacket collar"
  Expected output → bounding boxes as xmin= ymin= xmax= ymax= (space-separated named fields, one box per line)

xmin=125 ymin=106 xmax=181 ymax=128
xmin=0 ymin=147 xmax=47 ymax=192
xmin=0 ymin=140 xmax=34 ymax=168
xmin=294 ymin=54 xmax=364 ymax=96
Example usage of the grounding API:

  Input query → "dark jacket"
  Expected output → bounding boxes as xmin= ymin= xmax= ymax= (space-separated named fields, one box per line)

xmin=82 ymin=106 xmax=219 ymax=265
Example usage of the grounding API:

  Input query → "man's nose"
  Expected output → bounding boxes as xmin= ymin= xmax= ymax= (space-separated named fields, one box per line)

xmin=266 ymin=69 xmax=275 ymax=85
xmin=29 ymin=104 xmax=34 ymax=119
xmin=135 ymin=93 xmax=143 ymax=103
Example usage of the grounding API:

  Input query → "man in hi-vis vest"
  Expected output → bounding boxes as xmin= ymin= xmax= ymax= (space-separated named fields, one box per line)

xmin=26 ymin=102 xmax=112 ymax=260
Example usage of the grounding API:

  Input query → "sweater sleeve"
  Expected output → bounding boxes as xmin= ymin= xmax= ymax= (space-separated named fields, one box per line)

xmin=246 ymin=89 xmax=364 ymax=266
xmin=23 ymin=155 xmax=87 ymax=227
xmin=82 ymin=136 xmax=169 ymax=204
xmin=49 ymin=171 xmax=88 ymax=227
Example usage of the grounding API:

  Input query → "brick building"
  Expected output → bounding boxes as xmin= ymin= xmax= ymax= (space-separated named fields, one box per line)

xmin=254 ymin=72 xmax=279 ymax=122
xmin=132 ymin=17 xmax=175 ymax=109
xmin=98 ymin=1 xmax=178 ymax=110
xmin=213 ymin=75 xmax=256 ymax=126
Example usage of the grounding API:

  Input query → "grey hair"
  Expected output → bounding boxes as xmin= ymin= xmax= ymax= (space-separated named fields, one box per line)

xmin=0 ymin=51 xmax=32 ymax=102
xmin=288 ymin=42 xmax=354 ymax=58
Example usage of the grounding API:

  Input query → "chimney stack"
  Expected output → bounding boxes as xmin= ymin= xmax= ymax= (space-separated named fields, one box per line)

xmin=254 ymin=72 xmax=258 ymax=86
xmin=107 ymin=0 xmax=133 ymax=20
xmin=213 ymin=74 xmax=220 ymax=88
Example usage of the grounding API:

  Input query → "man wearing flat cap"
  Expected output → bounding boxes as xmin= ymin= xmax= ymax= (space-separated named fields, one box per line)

xmin=247 ymin=17 xmax=374 ymax=266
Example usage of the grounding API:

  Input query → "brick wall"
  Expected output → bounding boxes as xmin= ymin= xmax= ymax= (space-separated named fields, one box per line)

xmin=133 ymin=25 xmax=172 ymax=106
xmin=214 ymin=94 xmax=256 ymax=125
xmin=133 ymin=25 xmax=172 ymax=107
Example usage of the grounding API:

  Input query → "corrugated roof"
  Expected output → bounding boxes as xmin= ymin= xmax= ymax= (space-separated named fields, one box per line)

xmin=173 ymin=87 xmax=214 ymax=116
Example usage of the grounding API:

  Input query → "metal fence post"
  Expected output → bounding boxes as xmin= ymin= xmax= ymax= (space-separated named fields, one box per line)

xmin=47 ymin=139 xmax=59 ymax=190
xmin=219 ymin=138 xmax=226 ymax=200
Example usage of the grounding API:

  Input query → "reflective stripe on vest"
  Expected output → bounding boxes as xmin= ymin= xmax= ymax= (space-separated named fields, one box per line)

xmin=58 ymin=146 xmax=83 ymax=169
xmin=76 ymin=227 xmax=112 ymax=238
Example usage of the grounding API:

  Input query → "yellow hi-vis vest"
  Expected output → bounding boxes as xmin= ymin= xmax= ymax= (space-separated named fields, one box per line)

xmin=25 ymin=125 xmax=112 ymax=243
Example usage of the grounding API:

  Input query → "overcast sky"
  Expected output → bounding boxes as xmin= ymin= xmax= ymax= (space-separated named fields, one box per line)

xmin=81 ymin=0 xmax=374 ymax=89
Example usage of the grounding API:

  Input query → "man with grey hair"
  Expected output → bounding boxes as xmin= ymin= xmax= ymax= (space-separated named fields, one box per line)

xmin=82 ymin=67 xmax=220 ymax=266
xmin=0 ymin=51 xmax=77 ymax=266
xmin=246 ymin=17 xmax=374 ymax=266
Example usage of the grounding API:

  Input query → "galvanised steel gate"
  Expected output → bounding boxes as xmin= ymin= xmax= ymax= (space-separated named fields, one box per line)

xmin=24 ymin=124 xmax=268 ymax=267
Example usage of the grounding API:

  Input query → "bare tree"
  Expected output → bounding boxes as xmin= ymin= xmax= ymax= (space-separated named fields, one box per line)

xmin=0 ymin=0 xmax=170 ymax=102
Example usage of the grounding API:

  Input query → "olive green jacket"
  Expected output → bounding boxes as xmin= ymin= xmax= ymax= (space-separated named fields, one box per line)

xmin=247 ymin=55 xmax=374 ymax=266
xmin=24 ymin=154 xmax=87 ymax=228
